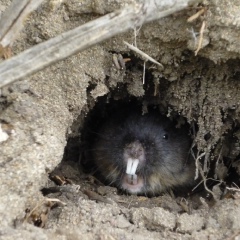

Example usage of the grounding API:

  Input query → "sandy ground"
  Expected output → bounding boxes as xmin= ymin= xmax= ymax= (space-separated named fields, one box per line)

xmin=1 ymin=0 xmax=240 ymax=239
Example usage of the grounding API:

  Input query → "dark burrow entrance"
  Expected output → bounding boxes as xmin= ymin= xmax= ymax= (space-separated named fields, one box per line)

xmin=41 ymin=54 xmax=240 ymax=228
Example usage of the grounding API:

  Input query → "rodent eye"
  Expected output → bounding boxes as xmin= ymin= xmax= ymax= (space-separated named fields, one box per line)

xmin=163 ymin=134 xmax=168 ymax=140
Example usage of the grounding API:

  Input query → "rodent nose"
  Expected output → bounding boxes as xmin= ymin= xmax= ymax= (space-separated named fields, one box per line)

xmin=123 ymin=140 xmax=146 ymax=172
xmin=126 ymin=141 xmax=144 ymax=159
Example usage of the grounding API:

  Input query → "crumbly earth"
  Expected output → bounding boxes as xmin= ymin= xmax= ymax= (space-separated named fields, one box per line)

xmin=0 ymin=0 xmax=240 ymax=239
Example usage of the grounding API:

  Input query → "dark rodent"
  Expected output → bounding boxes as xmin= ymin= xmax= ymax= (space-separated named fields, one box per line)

xmin=87 ymin=109 xmax=196 ymax=196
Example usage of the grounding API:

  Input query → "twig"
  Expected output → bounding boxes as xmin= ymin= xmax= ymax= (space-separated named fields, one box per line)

xmin=194 ymin=20 xmax=206 ymax=56
xmin=44 ymin=197 xmax=67 ymax=205
xmin=187 ymin=7 xmax=206 ymax=22
xmin=192 ymin=177 xmax=221 ymax=192
xmin=123 ymin=41 xmax=164 ymax=68
xmin=226 ymin=187 xmax=240 ymax=192
xmin=0 ymin=0 xmax=44 ymax=47
xmin=0 ymin=0 xmax=201 ymax=88
xmin=192 ymin=148 xmax=218 ymax=199
xmin=143 ymin=61 xmax=146 ymax=84
xmin=192 ymin=149 xmax=205 ymax=180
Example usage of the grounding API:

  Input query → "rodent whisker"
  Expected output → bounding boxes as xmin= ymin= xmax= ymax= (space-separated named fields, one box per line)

xmin=85 ymin=128 xmax=115 ymax=141
xmin=150 ymin=148 xmax=189 ymax=155
xmin=108 ymin=178 xmax=117 ymax=186
xmin=89 ymin=156 xmax=116 ymax=164
xmin=105 ymin=164 xmax=119 ymax=180
xmin=108 ymin=170 xmax=123 ymax=186
xmin=143 ymin=175 xmax=148 ymax=198
xmin=150 ymin=188 xmax=156 ymax=198
xmin=84 ymin=147 xmax=122 ymax=152
xmin=147 ymin=176 xmax=156 ymax=198
xmin=162 ymin=163 xmax=180 ymax=176
xmin=183 ymin=152 xmax=193 ymax=167
xmin=108 ymin=170 xmax=123 ymax=188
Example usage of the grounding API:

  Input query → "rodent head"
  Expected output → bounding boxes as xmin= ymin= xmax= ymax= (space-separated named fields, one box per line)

xmin=91 ymin=112 xmax=195 ymax=196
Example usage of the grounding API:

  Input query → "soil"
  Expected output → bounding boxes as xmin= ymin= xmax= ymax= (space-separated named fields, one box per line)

xmin=1 ymin=0 xmax=240 ymax=239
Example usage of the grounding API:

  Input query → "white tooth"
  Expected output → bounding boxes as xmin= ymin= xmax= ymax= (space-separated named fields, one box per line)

xmin=127 ymin=174 xmax=132 ymax=184
xmin=126 ymin=158 xmax=133 ymax=174
xmin=132 ymin=174 xmax=138 ymax=185
xmin=130 ymin=159 xmax=139 ymax=175
xmin=127 ymin=174 xmax=138 ymax=185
